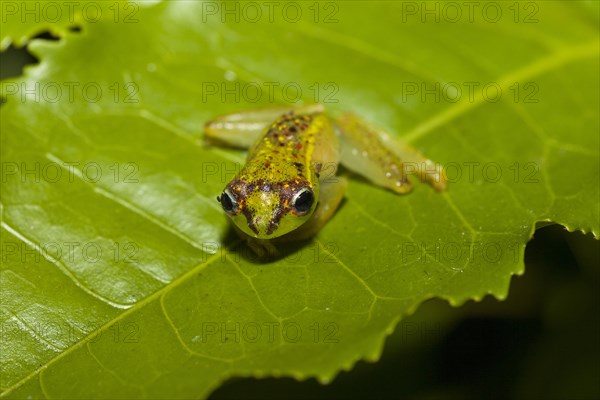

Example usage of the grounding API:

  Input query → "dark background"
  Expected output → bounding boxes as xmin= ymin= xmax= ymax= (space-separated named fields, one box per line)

xmin=2 ymin=38 xmax=598 ymax=400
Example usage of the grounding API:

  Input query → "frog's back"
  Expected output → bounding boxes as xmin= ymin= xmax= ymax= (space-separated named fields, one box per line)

xmin=240 ymin=110 xmax=339 ymax=185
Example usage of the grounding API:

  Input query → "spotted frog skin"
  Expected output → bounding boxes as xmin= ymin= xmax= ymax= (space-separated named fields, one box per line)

xmin=204 ymin=104 xmax=446 ymax=256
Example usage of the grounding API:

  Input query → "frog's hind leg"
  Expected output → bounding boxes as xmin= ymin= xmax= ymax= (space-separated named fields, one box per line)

xmin=280 ymin=177 xmax=348 ymax=242
xmin=204 ymin=104 xmax=325 ymax=149
xmin=336 ymin=113 xmax=447 ymax=193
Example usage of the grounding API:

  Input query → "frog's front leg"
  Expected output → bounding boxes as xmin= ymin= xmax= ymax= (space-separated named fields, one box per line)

xmin=335 ymin=113 xmax=447 ymax=193
xmin=241 ymin=232 xmax=280 ymax=259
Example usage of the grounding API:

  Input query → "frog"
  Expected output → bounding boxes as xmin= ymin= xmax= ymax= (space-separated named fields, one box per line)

xmin=204 ymin=104 xmax=447 ymax=257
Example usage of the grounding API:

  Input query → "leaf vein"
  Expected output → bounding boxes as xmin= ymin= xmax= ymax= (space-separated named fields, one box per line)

xmin=0 ymin=221 xmax=130 ymax=309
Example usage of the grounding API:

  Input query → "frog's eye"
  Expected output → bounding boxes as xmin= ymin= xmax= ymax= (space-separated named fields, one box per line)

xmin=291 ymin=188 xmax=314 ymax=215
xmin=218 ymin=189 xmax=237 ymax=214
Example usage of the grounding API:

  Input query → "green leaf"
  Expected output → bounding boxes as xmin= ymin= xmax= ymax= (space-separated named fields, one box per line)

xmin=1 ymin=1 xmax=598 ymax=398
xmin=0 ymin=0 xmax=100 ymax=50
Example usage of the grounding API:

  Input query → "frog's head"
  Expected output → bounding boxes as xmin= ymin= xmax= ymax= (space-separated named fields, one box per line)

xmin=217 ymin=179 xmax=319 ymax=239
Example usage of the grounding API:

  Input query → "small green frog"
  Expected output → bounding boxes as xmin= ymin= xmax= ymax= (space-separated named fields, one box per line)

xmin=204 ymin=104 xmax=446 ymax=256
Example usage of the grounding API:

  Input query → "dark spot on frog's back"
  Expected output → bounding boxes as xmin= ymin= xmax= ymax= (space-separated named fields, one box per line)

xmin=293 ymin=162 xmax=304 ymax=174
xmin=278 ymin=112 xmax=312 ymax=135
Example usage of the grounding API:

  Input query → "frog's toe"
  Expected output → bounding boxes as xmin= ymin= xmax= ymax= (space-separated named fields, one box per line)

xmin=246 ymin=238 xmax=279 ymax=259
